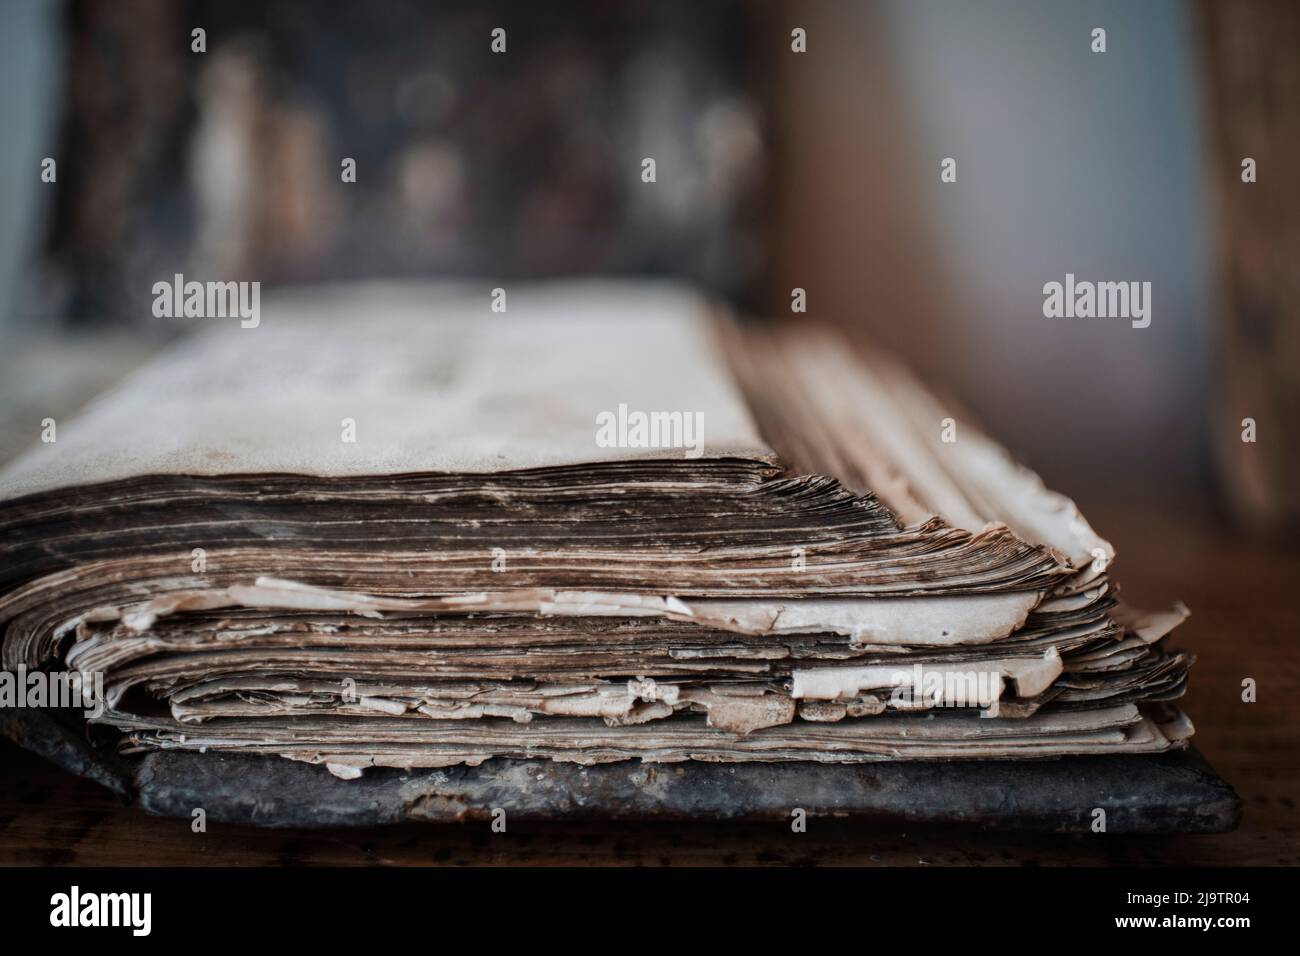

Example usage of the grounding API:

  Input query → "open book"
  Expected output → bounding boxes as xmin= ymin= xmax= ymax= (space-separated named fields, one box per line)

xmin=0 ymin=282 xmax=1192 ymax=778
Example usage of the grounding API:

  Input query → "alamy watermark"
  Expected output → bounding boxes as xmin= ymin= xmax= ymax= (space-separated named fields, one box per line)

xmin=152 ymin=273 xmax=260 ymax=328
xmin=1042 ymin=273 xmax=1150 ymax=328
xmin=50 ymin=886 xmax=151 ymax=936
xmin=0 ymin=665 xmax=104 ymax=719
xmin=889 ymin=664 xmax=1001 ymax=710
xmin=595 ymin=404 xmax=704 ymax=459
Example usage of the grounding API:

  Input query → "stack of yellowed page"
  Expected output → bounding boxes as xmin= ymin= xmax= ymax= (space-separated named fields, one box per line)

xmin=0 ymin=282 xmax=1193 ymax=778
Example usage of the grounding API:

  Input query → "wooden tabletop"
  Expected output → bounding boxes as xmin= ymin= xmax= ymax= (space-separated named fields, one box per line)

xmin=1 ymin=492 xmax=1295 ymax=866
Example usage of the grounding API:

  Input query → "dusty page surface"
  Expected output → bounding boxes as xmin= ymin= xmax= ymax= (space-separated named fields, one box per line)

xmin=0 ymin=281 xmax=772 ymax=500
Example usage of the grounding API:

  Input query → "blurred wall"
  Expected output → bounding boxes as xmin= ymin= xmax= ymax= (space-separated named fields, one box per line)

xmin=0 ymin=0 xmax=62 ymax=329
xmin=0 ymin=0 xmax=1236 ymax=509
xmin=770 ymin=0 xmax=1212 ymax=498
xmin=19 ymin=0 xmax=766 ymax=327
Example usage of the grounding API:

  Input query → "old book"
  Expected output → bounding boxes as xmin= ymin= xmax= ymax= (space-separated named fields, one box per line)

xmin=0 ymin=281 xmax=1193 ymax=779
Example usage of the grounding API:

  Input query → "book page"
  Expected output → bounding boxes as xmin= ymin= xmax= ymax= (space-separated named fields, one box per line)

xmin=0 ymin=280 xmax=773 ymax=500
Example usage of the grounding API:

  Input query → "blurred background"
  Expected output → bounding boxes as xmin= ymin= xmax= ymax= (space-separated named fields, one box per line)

xmin=0 ymin=0 xmax=1296 ymax=537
